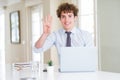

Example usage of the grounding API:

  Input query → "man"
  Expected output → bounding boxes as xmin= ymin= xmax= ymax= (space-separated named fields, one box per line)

xmin=34 ymin=3 xmax=94 ymax=54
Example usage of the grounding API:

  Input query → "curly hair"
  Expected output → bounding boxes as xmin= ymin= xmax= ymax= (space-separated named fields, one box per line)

xmin=56 ymin=3 xmax=79 ymax=18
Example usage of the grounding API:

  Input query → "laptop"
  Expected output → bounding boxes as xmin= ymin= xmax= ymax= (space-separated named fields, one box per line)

xmin=60 ymin=47 xmax=98 ymax=72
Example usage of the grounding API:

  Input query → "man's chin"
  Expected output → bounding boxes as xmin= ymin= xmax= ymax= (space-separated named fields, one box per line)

xmin=63 ymin=27 xmax=72 ymax=31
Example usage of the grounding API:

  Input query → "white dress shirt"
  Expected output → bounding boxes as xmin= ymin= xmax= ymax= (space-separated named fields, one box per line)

xmin=34 ymin=27 xmax=94 ymax=54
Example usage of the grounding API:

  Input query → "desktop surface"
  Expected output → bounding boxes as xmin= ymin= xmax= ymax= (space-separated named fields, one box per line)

xmin=42 ymin=71 xmax=120 ymax=80
xmin=6 ymin=64 xmax=120 ymax=80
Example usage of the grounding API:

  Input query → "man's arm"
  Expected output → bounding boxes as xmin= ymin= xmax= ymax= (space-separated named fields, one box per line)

xmin=35 ymin=15 xmax=52 ymax=48
xmin=35 ymin=33 xmax=49 ymax=48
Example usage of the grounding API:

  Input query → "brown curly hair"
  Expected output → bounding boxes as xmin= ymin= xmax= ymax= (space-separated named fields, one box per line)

xmin=56 ymin=3 xmax=79 ymax=18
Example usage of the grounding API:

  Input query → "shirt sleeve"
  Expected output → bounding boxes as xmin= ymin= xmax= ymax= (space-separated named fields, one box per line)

xmin=33 ymin=46 xmax=43 ymax=53
xmin=33 ymin=32 xmax=56 ymax=53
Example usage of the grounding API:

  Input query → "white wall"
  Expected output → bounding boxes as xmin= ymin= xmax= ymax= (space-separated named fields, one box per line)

xmin=98 ymin=0 xmax=120 ymax=72
xmin=5 ymin=1 xmax=27 ymax=64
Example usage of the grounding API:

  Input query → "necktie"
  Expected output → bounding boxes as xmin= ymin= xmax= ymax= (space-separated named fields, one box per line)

xmin=65 ymin=31 xmax=71 ymax=47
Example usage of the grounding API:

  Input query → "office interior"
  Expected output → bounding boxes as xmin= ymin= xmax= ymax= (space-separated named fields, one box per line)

xmin=0 ymin=0 xmax=120 ymax=80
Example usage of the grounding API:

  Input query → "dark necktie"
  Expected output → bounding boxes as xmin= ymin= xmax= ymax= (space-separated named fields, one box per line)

xmin=65 ymin=31 xmax=71 ymax=47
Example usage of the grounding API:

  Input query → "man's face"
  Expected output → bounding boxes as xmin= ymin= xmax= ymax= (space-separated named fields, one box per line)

xmin=60 ymin=11 xmax=77 ymax=31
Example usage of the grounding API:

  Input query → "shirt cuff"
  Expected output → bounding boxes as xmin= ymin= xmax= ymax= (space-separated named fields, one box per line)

xmin=33 ymin=46 xmax=43 ymax=53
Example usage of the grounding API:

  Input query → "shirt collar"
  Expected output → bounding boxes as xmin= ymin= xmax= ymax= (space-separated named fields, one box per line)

xmin=71 ymin=27 xmax=76 ymax=34
xmin=62 ymin=27 xmax=77 ymax=34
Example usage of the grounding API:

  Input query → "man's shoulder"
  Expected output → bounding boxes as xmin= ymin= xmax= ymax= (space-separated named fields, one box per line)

xmin=49 ymin=28 xmax=63 ymax=37
xmin=76 ymin=27 xmax=90 ymax=35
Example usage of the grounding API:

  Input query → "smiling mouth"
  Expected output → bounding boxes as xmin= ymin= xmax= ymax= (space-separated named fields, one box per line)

xmin=64 ymin=22 xmax=71 ymax=25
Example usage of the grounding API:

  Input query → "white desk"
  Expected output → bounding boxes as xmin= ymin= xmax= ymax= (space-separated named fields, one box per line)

xmin=7 ymin=63 xmax=120 ymax=80
xmin=41 ymin=71 xmax=120 ymax=80
xmin=8 ymin=68 xmax=120 ymax=80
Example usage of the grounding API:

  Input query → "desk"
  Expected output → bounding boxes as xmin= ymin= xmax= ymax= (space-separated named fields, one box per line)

xmin=8 ymin=63 xmax=120 ymax=80
xmin=41 ymin=71 xmax=120 ymax=80
xmin=8 ymin=69 xmax=120 ymax=80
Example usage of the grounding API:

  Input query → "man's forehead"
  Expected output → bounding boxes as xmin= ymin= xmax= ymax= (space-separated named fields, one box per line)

xmin=61 ymin=10 xmax=73 ymax=13
xmin=61 ymin=11 xmax=74 ymax=15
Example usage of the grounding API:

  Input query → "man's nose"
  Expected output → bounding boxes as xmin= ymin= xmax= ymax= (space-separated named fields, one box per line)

xmin=65 ymin=17 xmax=69 ymax=21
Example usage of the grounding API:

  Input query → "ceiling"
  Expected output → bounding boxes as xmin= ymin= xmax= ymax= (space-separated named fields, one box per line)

xmin=0 ymin=0 xmax=12 ymax=6
xmin=0 ymin=0 xmax=22 ymax=7
xmin=0 ymin=0 xmax=43 ymax=7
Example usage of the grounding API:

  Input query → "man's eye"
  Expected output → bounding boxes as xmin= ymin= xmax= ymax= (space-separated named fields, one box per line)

xmin=68 ymin=15 xmax=72 ymax=17
xmin=61 ymin=16 xmax=65 ymax=18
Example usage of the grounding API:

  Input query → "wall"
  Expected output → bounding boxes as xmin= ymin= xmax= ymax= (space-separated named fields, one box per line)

xmin=5 ymin=1 xmax=28 ymax=79
xmin=5 ymin=1 xmax=27 ymax=64
xmin=98 ymin=0 xmax=120 ymax=72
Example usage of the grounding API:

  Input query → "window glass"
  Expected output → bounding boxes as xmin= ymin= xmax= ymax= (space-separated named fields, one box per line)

xmin=77 ymin=0 xmax=96 ymax=44
xmin=31 ymin=5 xmax=43 ymax=62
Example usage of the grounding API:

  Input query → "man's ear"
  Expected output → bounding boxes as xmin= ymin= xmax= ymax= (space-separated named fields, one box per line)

xmin=59 ymin=17 xmax=61 ymax=20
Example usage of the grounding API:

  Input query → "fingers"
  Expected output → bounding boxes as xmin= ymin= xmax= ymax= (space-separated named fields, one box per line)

xmin=44 ymin=15 xmax=52 ymax=26
xmin=47 ymin=15 xmax=52 ymax=24
xmin=43 ymin=15 xmax=52 ymax=34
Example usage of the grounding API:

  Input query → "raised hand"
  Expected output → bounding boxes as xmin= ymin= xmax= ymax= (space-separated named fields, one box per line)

xmin=43 ymin=15 xmax=52 ymax=35
xmin=35 ymin=15 xmax=52 ymax=48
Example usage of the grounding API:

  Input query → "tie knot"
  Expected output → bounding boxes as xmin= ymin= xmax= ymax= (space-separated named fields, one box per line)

xmin=65 ymin=31 xmax=71 ymax=35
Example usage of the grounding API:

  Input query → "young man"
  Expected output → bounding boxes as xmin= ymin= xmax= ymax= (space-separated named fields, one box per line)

xmin=34 ymin=3 xmax=94 ymax=54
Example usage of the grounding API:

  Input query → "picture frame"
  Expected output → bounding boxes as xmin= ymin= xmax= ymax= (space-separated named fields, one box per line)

xmin=10 ymin=11 xmax=21 ymax=44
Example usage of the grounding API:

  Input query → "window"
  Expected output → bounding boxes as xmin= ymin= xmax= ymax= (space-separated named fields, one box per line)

xmin=77 ymin=0 xmax=96 ymax=45
xmin=31 ymin=5 xmax=43 ymax=62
